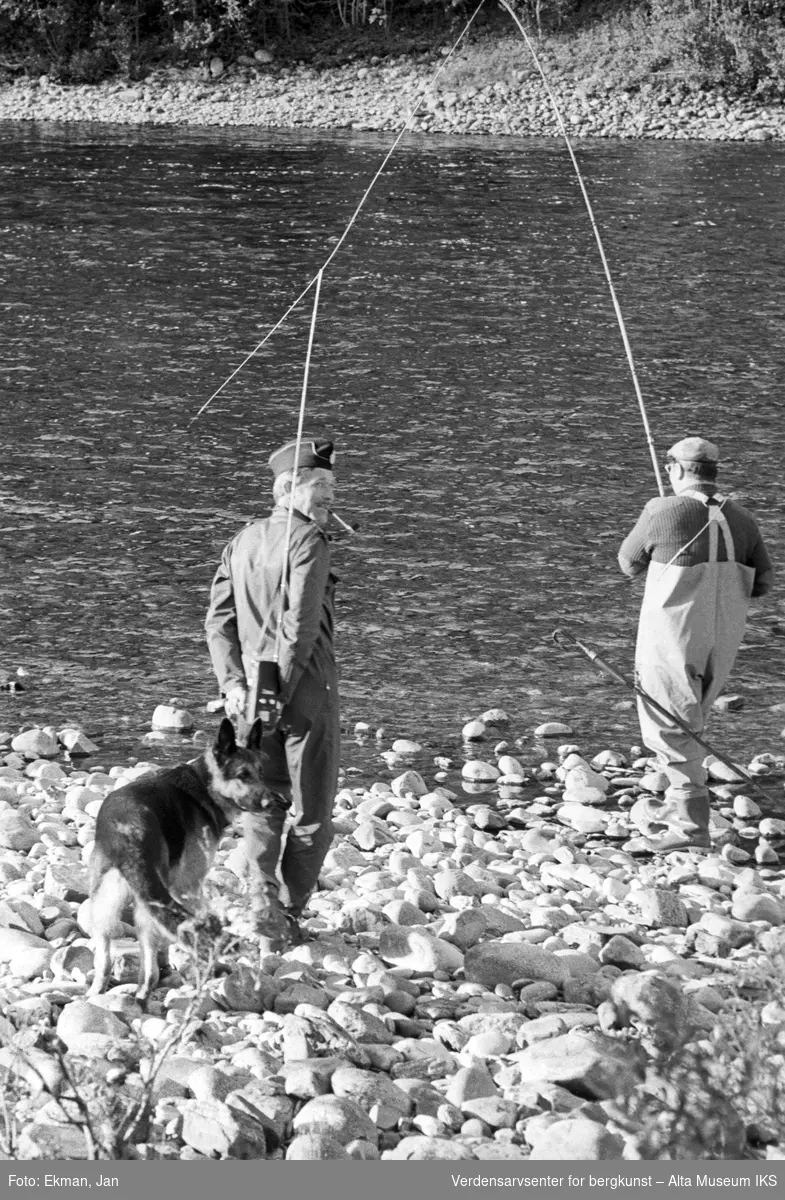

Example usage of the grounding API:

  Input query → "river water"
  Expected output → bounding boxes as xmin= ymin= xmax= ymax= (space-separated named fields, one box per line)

xmin=2 ymin=123 xmax=784 ymax=780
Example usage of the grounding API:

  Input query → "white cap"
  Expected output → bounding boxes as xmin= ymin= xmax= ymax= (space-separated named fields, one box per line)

xmin=667 ymin=436 xmax=719 ymax=463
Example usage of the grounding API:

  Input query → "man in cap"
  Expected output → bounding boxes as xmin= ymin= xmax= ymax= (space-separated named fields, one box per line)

xmin=205 ymin=435 xmax=340 ymax=949
xmin=618 ymin=436 xmax=773 ymax=853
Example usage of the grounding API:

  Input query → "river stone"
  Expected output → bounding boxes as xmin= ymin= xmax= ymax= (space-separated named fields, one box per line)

xmin=698 ymin=911 xmax=755 ymax=948
xmin=636 ymin=770 xmax=669 ymax=794
xmin=462 ymin=720 xmax=486 ymax=740
xmin=733 ymin=794 xmax=761 ymax=819
xmin=323 ymin=843 xmax=371 ymax=872
xmin=436 ymin=908 xmax=488 ymax=950
xmin=433 ymin=868 xmax=484 ymax=900
xmin=463 ymin=1029 xmax=515 ymax=1057
xmin=282 ymin=1058 xmax=342 ymax=1099
xmin=0 ymin=926 xmax=50 ymax=962
xmin=43 ymin=863 xmax=89 ymax=902
xmin=632 ymin=887 xmax=690 ymax=928
xmin=705 ymin=755 xmax=745 ymax=782
xmin=528 ymin=1115 xmax=625 ymax=1159
xmin=391 ymin=770 xmax=428 ymax=797
xmin=151 ymin=703 xmax=194 ymax=732
xmin=56 ymin=998 xmax=130 ymax=1052
xmin=461 ymin=760 xmax=500 ymax=781
xmin=330 ymin=1065 xmax=412 ymax=1118
xmin=731 ymin=891 xmax=783 ymax=924
xmin=563 ymin=765 xmax=609 ymax=794
xmin=0 ymin=1046 xmax=65 ymax=1096
xmin=8 ymin=944 xmax=54 ymax=980
xmin=460 ymin=1095 xmax=520 ymax=1128
xmin=392 ymin=739 xmax=422 ymax=755
xmin=16 ymin=1123 xmax=90 ymax=1159
xmin=325 ymin=999 xmax=394 ymax=1044
xmin=293 ymin=1095 xmax=378 ymax=1144
xmin=352 ymin=818 xmax=396 ymax=850
xmin=480 ymin=709 xmax=509 ymax=726
xmin=181 ymin=1098 xmax=267 ymax=1157
xmin=383 ymin=899 xmax=428 ymax=926
xmin=497 ymin=755 xmax=525 ymax=777
xmin=465 ymin=941 xmax=569 ymax=989
xmin=50 ymin=943 xmax=94 ymax=981
xmin=286 ymin=1134 xmax=350 ymax=1159
xmin=385 ymin=1135 xmax=474 ymax=1160
xmin=11 ymin=729 xmax=59 ymax=759
xmin=591 ymin=750 xmax=627 ymax=769
xmin=598 ymin=935 xmax=645 ymax=970
xmin=0 ymin=811 xmax=38 ymax=852
xmin=26 ymin=760 xmax=66 ymax=782
xmin=535 ymin=723 xmax=573 ymax=737
xmin=510 ymin=1030 xmax=644 ymax=1100
xmin=379 ymin=927 xmax=464 ymax=973
xmin=561 ymin=784 xmax=608 ymax=806
xmin=555 ymin=803 xmax=611 ymax=834
xmin=58 ymin=728 xmax=99 ymax=755
xmin=444 ymin=1063 xmax=498 ymax=1107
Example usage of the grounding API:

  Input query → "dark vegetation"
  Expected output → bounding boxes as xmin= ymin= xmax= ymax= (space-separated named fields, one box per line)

xmin=1 ymin=0 xmax=785 ymax=97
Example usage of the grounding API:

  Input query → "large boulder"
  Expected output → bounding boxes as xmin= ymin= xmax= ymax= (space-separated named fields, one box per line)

xmin=464 ymin=941 xmax=569 ymax=989
xmin=509 ymin=1030 xmax=644 ymax=1101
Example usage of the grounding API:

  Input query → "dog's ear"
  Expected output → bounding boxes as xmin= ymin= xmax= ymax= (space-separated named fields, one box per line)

xmin=215 ymin=717 xmax=237 ymax=760
xmin=246 ymin=717 xmax=264 ymax=751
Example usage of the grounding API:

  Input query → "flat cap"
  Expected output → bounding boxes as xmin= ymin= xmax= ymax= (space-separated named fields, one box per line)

xmin=666 ymin=436 xmax=719 ymax=464
xmin=268 ymin=435 xmax=335 ymax=477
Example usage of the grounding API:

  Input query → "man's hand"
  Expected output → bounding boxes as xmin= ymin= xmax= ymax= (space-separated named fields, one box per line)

xmin=224 ymin=684 xmax=248 ymax=719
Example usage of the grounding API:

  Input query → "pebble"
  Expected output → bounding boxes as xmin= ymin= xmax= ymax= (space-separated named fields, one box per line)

xmin=2 ymin=707 xmax=785 ymax=1163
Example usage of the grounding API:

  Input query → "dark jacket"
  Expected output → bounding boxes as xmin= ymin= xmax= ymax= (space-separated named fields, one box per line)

xmin=618 ymin=492 xmax=773 ymax=598
xmin=205 ymin=507 xmax=336 ymax=704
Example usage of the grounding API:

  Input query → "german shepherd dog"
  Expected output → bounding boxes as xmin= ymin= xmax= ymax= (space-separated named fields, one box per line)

xmin=88 ymin=717 xmax=270 ymax=1002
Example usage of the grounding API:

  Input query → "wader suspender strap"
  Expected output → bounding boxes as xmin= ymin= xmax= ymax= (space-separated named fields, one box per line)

xmin=685 ymin=490 xmax=735 ymax=565
xmin=651 ymin=492 xmax=732 ymax=583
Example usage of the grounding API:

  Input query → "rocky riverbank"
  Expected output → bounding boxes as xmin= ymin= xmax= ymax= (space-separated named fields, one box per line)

xmin=1 ymin=58 xmax=785 ymax=140
xmin=1 ymin=708 xmax=785 ymax=1161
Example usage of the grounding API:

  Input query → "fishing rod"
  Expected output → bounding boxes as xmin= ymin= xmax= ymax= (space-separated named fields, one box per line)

xmin=243 ymin=271 xmax=324 ymax=736
xmin=552 ymin=627 xmax=776 ymax=805
xmin=188 ymin=0 xmax=666 ymax=501
xmin=188 ymin=0 xmax=488 ymax=430
xmin=497 ymin=0 xmax=664 ymax=497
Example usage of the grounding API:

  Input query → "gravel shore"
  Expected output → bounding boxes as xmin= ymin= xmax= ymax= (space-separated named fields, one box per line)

xmin=1 ymin=58 xmax=785 ymax=141
xmin=2 ymin=708 xmax=785 ymax=1161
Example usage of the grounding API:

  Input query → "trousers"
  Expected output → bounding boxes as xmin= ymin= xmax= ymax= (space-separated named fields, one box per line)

xmin=242 ymin=663 xmax=339 ymax=914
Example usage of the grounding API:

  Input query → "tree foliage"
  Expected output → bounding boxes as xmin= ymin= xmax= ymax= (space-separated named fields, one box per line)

xmin=1 ymin=0 xmax=785 ymax=95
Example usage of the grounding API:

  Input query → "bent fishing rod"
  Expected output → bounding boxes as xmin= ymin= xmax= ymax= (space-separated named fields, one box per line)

xmin=497 ymin=0 xmax=663 ymax=497
xmin=552 ymin=627 xmax=776 ymax=806
xmin=188 ymin=0 xmax=665 ymax=500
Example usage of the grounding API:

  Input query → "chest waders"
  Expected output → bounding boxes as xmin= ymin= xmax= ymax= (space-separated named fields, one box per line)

xmin=635 ymin=492 xmax=755 ymax=829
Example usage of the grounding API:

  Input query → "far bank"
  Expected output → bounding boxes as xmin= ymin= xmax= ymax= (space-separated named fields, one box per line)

xmin=1 ymin=45 xmax=784 ymax=141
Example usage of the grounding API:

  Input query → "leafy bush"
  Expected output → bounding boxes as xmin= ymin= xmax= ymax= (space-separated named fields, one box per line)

xmin=613 ymin=930 xmax=785 ymax=1157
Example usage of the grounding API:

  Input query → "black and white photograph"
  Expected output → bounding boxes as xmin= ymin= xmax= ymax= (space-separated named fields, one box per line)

xmin=1 ymin=0 xmax=785 ymax=1183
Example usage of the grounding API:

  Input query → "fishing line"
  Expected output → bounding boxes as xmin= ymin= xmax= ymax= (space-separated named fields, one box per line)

xmin=188 ymin=0 xmax=488 ymax=429
xmin=497 ymin=0 xmax=664 ymax=497
xmin=275 ymin=268 xmax=324 ymax=661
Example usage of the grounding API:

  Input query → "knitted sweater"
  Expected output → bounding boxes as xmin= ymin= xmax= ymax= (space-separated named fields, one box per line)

xmin=618 ymin=491 xmax=773 ymax=598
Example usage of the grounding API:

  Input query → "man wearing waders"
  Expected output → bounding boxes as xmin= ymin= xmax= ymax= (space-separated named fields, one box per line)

xmin=618 ymin=436 xmax=773 ymax=854
xmin=205 ymin=436 xmax=340 ymax=950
